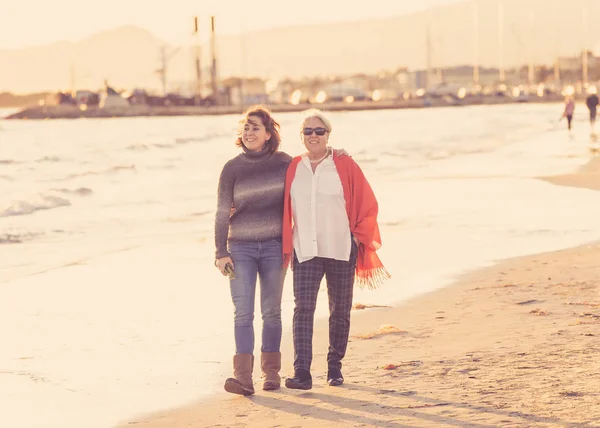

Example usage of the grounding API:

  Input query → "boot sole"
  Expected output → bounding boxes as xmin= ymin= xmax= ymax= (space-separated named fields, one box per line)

xmin=327 ymin=378 xmax=344 ymax=386
xmin=285 ymin=379 xmax=312 ymax=390
xmin=263 ymin=381 xmax=280 ymax=391
xmin=224 ymin=379 xmax=255 ymax=396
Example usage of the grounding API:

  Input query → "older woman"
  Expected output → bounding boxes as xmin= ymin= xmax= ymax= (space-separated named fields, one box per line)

xmin=282 ymin=109 xmax=389 ymax=390
xmin=215 ymin=105 xmax=290 ymax=395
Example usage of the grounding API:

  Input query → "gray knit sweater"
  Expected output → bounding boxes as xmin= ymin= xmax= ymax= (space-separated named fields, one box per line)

xmin=214 ymin=148 xmax=292 ymax=259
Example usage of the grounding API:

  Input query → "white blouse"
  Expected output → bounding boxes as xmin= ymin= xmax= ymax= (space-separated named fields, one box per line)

xmin=290 ymin=154 xmax=352 ymax=263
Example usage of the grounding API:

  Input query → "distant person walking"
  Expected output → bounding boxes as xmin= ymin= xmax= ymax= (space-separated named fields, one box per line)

xmin=561 ymin=97 xmax=575 ymax=133
xmin=586 ymin=88 xmax=599 ymax=133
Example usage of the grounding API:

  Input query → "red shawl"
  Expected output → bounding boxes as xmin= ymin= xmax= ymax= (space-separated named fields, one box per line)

xmin=282 ymin=153 xmax=390 ymax=289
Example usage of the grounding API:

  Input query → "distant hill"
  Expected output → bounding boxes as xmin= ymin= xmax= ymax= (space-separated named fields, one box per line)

xmin=1 ymin=0 xmax=599 ymax=93
xmin=0 ymin=25 xmax=167 ymax=94
xmin=0 ymin=92 xmax=49 ymax=108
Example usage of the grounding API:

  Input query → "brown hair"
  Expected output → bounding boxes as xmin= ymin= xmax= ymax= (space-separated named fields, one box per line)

xmin=235 ymin=105 xmax=281 ymax=153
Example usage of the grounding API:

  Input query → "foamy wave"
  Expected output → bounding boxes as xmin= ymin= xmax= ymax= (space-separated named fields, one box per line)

xmin=420 ymin=147 xmax=489 ymax=162
xmin=0 ymin=231 xmax=44 ymax=244
xmin=165 ymin=211 xmax=212 ymax=223
xmin=36 ymin=156 xmax=63 ymax=163
xmin=127 ymin=135 xmax=226 ymax=150
xmin=65 ymin=165 xmax=136 ymax=179
xmin=175 ymin=132 xmax=228 ymax=145
xmin=107 ymin=165 xmax=136 ymax=173
xmin=0 ymin=234 xmax=23 ymax=244
xmin=354 ymin=156 xmax=378 ymax=163
xmin=0 ymin=194 xmax=71 ymax=217
xmin=126 ymin=142 xmax=175 ymax=150
xmin=53 ymin=187 xmax=93 ymax=196
xmin=126 ymin=143 xmax=152 ymax=151
xmin=154 ymin=143 xmax=175 ymax=149
xmin=175 ymin=136 xmax=209 ymax=145
xmin=381 ymin=151 xmax=411 ymax=158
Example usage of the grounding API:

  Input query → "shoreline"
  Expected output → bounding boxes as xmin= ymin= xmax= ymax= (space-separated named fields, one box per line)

xmin=540 ymin=156 xmax=600 ymax=192
xmin=117 ymin=159 xmax=600 ymax=426
xmin=4 ymin=96 xmax=563 ymax=120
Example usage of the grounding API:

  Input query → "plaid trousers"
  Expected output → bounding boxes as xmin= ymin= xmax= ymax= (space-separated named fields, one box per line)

xmin=292 ymin=241 xmax=358 ymax=372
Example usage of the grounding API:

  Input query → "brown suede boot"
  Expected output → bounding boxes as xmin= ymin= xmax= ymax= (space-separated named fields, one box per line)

xmin=261 ymin=352 xmax=281 ymax=391
xmin=224 ymin=354 xmax=255 ymax=396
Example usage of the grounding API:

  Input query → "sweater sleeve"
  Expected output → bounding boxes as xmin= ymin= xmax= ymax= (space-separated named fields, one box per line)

xmin=214 ymin=161 xmax=235 ymax=259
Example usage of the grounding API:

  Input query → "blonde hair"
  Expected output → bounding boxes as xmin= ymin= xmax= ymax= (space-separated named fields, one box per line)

xmin=301 ymin=108 xmax=332 ymax=133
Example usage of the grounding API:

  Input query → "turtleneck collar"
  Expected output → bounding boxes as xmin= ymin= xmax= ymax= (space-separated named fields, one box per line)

xmin=240 ymin=144 xmax=272 ymax=163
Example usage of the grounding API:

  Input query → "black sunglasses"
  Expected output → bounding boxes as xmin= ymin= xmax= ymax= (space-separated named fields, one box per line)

xmin=303 ymin=127 xmax=328 ymax=136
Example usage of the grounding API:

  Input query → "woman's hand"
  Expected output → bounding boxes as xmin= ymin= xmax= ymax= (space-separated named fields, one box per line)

xmin=215 ymin=257 xmax=234 ymax=276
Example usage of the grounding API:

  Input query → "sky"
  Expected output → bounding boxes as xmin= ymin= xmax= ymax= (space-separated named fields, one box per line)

xmin=0 ymin=0 xmax=463 ymax=49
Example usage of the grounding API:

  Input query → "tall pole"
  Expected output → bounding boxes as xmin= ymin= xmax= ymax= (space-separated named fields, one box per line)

xmin=155 ymin=45 xmax=180 ymax=96
xmin=553 ymin=0 xmax=561 ymax=84
xmin=426 ymin=22 xmax=432 ymax=89
xmin=582 ymin=0 xmax=589 ymax=88
xmin=160 ymin=46 xmax=167 ymax=96
xmin=240 ymin=24 xmax=247 ymax=107
xmin=70 ymin=62 xmax=76 ymax=95
xmin=437 ymin=37 xmax=444 ymax=83
xmin=528 ymin=7 xmax=535 ymax=90
xmin=193 ymin=16 xmax=202 ymax=104
xmin=210 ymin=16 xmax=219 ymax=105
xmin=473 ymin=0 xmax=480 ymax=88
xmin=498 ymin=0 xmax=505 ymax=82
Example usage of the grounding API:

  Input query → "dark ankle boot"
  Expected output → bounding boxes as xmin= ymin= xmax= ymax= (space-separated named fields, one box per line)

xmin=327 ymin=367 xmax=344 ymax=386
xmin=285 ymin=369 xmax=312 ymax=390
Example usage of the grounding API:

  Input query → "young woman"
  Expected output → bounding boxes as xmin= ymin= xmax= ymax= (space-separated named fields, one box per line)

xmin=214 ymin=105 xmax=290 ymax=395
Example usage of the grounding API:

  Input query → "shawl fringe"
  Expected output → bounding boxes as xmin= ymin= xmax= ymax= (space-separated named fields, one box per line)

xmin=356 ymin=266 xmax=391 ymax=290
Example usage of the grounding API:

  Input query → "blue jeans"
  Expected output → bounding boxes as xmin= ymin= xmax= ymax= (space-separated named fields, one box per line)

xmin=228 ymin=239 xmax=285 ymax=355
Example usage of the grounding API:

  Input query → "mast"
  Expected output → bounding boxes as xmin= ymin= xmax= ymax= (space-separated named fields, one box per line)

xmin=473 ymin=0 xmax=480 ymax=88
xmin=553 ymin=0 xmax=561 ymax=83
xmin=582 ymin=0 xmax=589 ymax=88
xmin=210 ymin=16 xmax=219 ymax=104
xmin=498 ymin=0 xmax=505 ymax=82
xmin=155 ymin=45 xmax=181 ymax=96
xmin=437 ymin=36 xmax=444 ymax=83
xmin=240 ymin=23 xmax=247 ymax=107
xmin=70 ymin=62 xmax=76 ymax=95
xmin=528 ymin=6 xmax=535 ymax=90
xmin=193 ymin=16 xmax=202 ymax=104
xmin=426 ymin=21 xmax=433 ymax=89
xmin=159 ymin=46 xmax=167 ymax=96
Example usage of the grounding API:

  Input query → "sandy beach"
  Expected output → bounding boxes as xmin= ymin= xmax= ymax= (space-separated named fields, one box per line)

xmin=118 ymin=160 xmax=600 ymax=427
